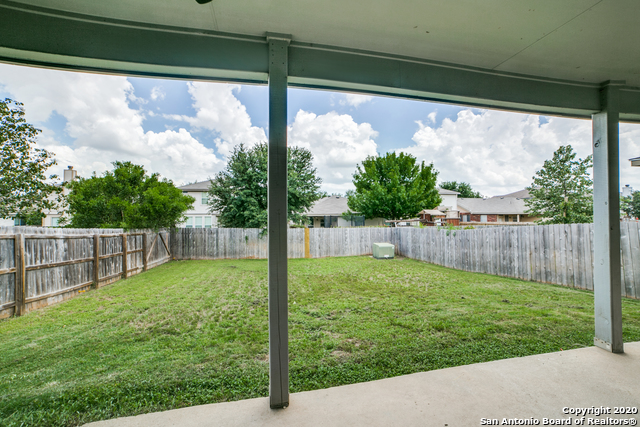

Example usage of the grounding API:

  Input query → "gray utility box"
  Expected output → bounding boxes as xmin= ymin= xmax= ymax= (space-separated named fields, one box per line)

xmin=373 ymin=243 xmax=395 ymax=259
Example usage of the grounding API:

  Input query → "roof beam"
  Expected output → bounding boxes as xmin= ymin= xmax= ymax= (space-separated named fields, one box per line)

xmin=1 ymin=1 xmax=640 ymax=121
xmin=288 ymin=44 xmax=602 ymax=119
xmin=0 ymin=1 xmax=269 ymax=83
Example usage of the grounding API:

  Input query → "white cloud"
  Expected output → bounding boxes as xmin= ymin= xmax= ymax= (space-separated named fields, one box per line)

xmin=289 ymin=110 xmax=378 ymax=194
xmin=0 ymin=63 xmax=222 ymax=185
xmin=166 ymin=82 xmax=266 ymax=157
xmin=427 ymin=111 xmax=437 ymax=123
xmin=398 ymin=109 xmax=596 ymax=197
xmin=150 ymin=85 xmax=165 ymax=101
xmin=340 ymin=93 xmax=374 ymax=108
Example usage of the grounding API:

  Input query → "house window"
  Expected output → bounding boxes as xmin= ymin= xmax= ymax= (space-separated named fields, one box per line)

xmin=202 ymin=194 xmax=209 ymax=205
xmin=14 ymin=217 xmax=26 ymax=226
xmin=51 ymin=217 xmax=59 ymax=227
xmin=195 ymin=217 xmax=202 ymax=228
xmin=320 ymin=218 xmax=325 ymax=228
xmin=308 ymin=217 xmax=314 ymax=228
xmin=185 ymin=217 xmax=193 ymax=228
xmin=204 ymin=216 xmax=212 ymax=228
xmin=480 ymin=215 xmax=487 ymax=222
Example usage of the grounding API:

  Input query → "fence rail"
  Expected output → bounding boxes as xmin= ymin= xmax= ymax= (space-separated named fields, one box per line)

xmin=171 ymin=224 xmax=640 ymax=299
xmin=0 ymin=228 xmax=171 ymax=318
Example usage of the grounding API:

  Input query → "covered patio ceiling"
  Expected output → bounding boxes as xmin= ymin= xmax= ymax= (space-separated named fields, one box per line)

xmin=1 ymin=0 xmax=640 ymax=120
xmin=0 ymin=0 xmax=636 ymax=410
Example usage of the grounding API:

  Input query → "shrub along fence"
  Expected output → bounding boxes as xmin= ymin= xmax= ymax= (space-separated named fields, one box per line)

xmin=171 ymin=223 xmax=640 ymax=300
xmin=0 ymin=227 xmax=171 ymax=319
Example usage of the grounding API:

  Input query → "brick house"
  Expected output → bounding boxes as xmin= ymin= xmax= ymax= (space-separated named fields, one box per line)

xmin=457 ymin=189 xmax=540 ymax=224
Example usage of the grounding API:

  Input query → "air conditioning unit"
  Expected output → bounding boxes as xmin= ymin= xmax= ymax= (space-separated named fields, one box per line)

xmin=373 ymin=243 xmax=394 ymax=259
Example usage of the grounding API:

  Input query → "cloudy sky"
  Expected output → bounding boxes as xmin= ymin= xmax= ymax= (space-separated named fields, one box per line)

xmin=1 ymin=62 xmax=640 ymax=197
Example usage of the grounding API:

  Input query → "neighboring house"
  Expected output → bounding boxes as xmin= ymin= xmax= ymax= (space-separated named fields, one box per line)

xmin=43 ymin=165 xmax=77 ymax=227
xmin=457 ymin=189 xmax=540 ymax=223
xmin=176 ymin=181 xmax=218 ymax=228
xmin=396 ymin=188 xmax=462 ymax=227
xmin=305 ymin=196 xmax=385 ymax=228
xmin=417 ymin=208 xmax=451 ymax=226
xmin=0 ymin=165 xmax=75 ymax=227
xmin=621 ymin=184 xmax=634 ymax=198
xmin=438 ymin=188 xmax=459 ymax=211
xmin=308 ymin=188 xmax=459 ymax=228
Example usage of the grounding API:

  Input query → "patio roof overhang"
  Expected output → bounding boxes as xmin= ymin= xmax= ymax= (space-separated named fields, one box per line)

xmin=0 ymin=0 xmax=634 ymax=409
xmin=1 ymin=0 xmax=640 ymax=121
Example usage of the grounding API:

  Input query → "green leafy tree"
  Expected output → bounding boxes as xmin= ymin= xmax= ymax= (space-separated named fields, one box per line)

xmin=64 ymin=161 xmax=194 ymax=229
xmin=621 ymin=191 xmax=640 ymax=219
xmin=1 ymin=98 xmax=62 ymax=221
xmin=440 ymin=181 xmax=482 ymax=198
xmin=525 ymin=145 xmax=593 ymax=224
xmin=347 ymin=152 xmax=441 ymax=220
xmin=208 ymin=142 xmax=323 ymax=228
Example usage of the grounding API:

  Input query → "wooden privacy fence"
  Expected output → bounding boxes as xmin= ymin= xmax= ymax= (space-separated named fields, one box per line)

xmin=171 ymin=224 xmax=640 ymax=299
xmin=0 ymin=227 xmax=171 ymax=319
xmin=2 ymin=223 xmax=638 ymax=318
xmin=170 ymin=227 xmax=398 ymax=260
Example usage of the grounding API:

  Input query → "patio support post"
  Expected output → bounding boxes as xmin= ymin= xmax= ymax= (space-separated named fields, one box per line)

xmin=592 ymin=81 xmax=624 ymax=353
xmin=267 ymin=33 xmax=291 ymax=408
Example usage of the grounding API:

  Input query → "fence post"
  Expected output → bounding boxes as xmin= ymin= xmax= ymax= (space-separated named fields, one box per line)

xmin=94 ymin=234 xmax=100 ymax=288
xmin=304 ymin=228 xmax=310 ymax=258
xmin=142 ymin=233 xmax=148 ymax=271
xmin=14 ymin=234 xmax=25 ymax=316
xmin=122 ymin=233 xmax=128 ymax=279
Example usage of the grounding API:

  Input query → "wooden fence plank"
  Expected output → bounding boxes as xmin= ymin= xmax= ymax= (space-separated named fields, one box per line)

xmin=122 ymin=233 xmax=128 ymax=279
xmin=585 ymin=224 xmax=594 ymax=291
xmin=142 ymin=234 xmax=148 ymax=271
xmin=620 ymin=222 xmax=635 ymax=299
xmin=631 ymin=222 xmax=640 ymax=300
xmin=15 ymin=235 xmax=24 ymax=316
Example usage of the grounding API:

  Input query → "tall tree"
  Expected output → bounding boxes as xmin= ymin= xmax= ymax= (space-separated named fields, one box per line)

xmin=621 ymin=191 xmax=640 ymax=219
xmin=208 ymin=142 xmax=323 ymax=228
xmin=347 ymin=152 xmax=441 ymax=220
xmin=64 ymin=161 xmax=194 ymax=229
xmin=0 ymin=98 xmax=62 ymax=221
xmin=440 ymin=181 xmax=482 ymax=198
xmin=525 ymin=145 xmax=593 ymax=224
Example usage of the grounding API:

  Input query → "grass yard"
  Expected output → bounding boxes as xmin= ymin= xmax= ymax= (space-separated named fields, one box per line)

xmin=1 ymin=256 xmax=640 ymax=426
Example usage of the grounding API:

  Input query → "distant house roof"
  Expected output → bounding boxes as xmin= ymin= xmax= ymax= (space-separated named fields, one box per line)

xmin=495 ymin=189 xmax=531 ymax=199
xmin=177 ymin=180 xmax=211 ymax=191
xmin=437 ymin=187 xmax=459 ymax=195
xmin=306 ymin=196 xmax=352 ymax=216
xmin=457 ymin=196 xmax=529 ymax=215
xmin=419 ymin=209 xmax=446 ymax=216
xmin=307 ymin=189 xmax=458 ymax=217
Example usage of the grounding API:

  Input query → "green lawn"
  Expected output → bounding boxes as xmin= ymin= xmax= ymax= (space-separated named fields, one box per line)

xmin=1 ymin=256 xmax=640 ymax=426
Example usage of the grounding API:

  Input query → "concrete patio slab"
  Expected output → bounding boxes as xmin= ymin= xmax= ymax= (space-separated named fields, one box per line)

xmin=86 ymin=342 xmax=640 ymax=427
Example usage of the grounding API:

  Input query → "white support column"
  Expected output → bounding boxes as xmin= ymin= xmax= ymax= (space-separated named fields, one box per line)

xmin=592 ymin=81 xmax=624 ymax=353
xmin=267 ymin=33 xmax=290 ymax=408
